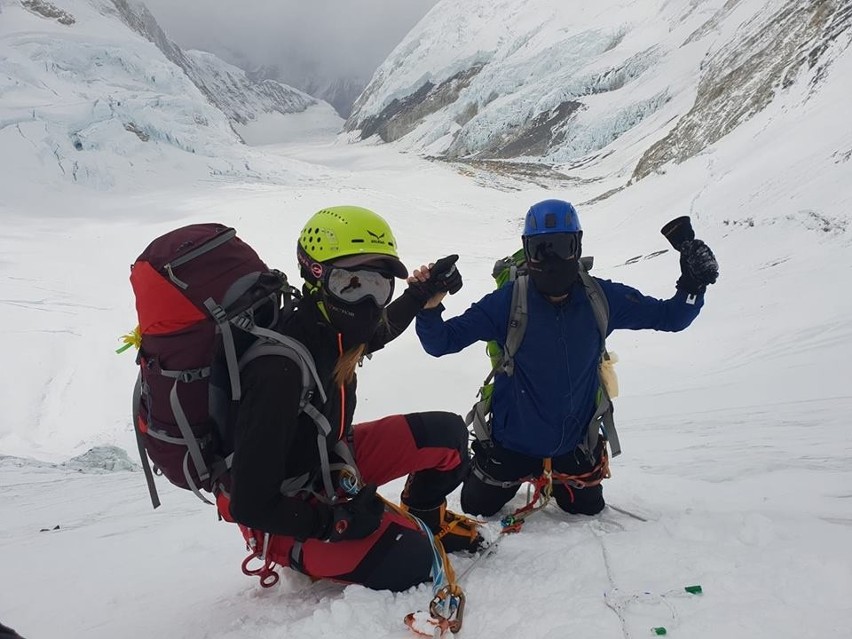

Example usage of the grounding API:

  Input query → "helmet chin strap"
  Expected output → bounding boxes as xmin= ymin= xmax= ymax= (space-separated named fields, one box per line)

xmin=304 ymin=280 xmax=332 ymax=323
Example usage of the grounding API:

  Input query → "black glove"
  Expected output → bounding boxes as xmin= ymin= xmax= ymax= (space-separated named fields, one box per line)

xmin=326 ymin=484 xmax=384 ymax=542
xmin=677 ymin=239 xmax=719 ymax=294
xmin=406 ymin=254 xmax=463 ymax=304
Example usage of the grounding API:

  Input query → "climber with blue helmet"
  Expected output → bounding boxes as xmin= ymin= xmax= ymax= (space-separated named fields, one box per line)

xmin=412 ymin=199 xmax=719 ymax=517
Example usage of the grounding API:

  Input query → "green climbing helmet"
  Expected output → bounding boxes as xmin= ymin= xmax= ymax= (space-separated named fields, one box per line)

xmin=297 ymin=206 xmax=408 ymax=280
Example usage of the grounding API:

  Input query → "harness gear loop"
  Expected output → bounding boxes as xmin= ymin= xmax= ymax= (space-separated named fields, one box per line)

xmin=501 ymin=447 xmax=611 ymax=533
xmin=552 ymin=444 xmax=611 ymax=495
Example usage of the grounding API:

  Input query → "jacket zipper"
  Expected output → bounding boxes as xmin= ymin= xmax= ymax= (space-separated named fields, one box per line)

xmin=336 ymin=332 xmax=346 ymax=441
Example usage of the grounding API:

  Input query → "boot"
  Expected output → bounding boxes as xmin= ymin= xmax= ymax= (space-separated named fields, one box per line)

xmin=402 ymin=500 xmax=484 ymax=554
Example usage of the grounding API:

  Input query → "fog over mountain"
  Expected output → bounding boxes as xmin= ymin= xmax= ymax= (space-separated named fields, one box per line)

xmin=142 ymin=0 xmax=439 ymax=117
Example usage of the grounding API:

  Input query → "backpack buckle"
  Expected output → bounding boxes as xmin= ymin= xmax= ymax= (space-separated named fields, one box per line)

xmin=207 ymin=303 xmax=227 ymax=322
xmin=179 ymin=368 xmax=209 ymax=383
xmin=233 ymin=314 xmax=254 ymax=331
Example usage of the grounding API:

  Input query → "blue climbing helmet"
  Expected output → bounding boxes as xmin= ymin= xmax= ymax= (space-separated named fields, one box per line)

xmin=522 ymin=199 xmax=583 ymax=261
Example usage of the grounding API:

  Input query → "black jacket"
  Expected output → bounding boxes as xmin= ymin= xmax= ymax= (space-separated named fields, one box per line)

xmin=228 ymin=288 xmax=422 ymax=540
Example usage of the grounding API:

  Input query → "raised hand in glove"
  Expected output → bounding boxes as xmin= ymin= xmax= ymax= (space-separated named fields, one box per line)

xmin=406 ymin=254 xmax=463 ymax=308
xmin=677 ymin=239 xmax=719 ymax=295
xmin=326 ymin=484 xmax=384 ymax=542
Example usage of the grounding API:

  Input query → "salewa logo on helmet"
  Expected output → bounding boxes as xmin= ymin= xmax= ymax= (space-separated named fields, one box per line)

xmin=367 ymin=230 xmax=386 ymax=244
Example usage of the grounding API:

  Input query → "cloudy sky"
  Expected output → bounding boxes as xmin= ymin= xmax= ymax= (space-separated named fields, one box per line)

xmin=143 ymin=0 xmax=439 ymax=113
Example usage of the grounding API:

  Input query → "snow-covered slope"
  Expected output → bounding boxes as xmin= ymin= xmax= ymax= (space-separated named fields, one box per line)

xmin=0 ymin=0 xmax=336 ymax=194
xmin=346 ymin=0 xmax=852 ymax=184
xmin=1 ymin=1 xmax=851 ymax=638
xmin=1 ymin=119 xmax=851 ymax=636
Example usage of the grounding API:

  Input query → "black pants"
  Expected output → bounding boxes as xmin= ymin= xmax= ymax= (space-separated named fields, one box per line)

xmin=461 ymin=440 xmax=605 ymax=517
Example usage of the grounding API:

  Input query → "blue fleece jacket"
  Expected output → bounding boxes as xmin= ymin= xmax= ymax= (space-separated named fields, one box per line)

xmin=416 ymin=278 xmax=703 ymax=457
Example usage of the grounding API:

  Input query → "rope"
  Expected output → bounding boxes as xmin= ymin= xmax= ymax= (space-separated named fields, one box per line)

xmin=502 ymin=446 xmax=611 ymax=533
xmin=336 ymin=467 xmax=465 ymax=636
xmin=403 ymin=445 xmax=614 ymax=636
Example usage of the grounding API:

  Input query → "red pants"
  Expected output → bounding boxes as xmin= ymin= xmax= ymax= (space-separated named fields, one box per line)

xmin=235 ymin=411 xmax=469 ymax=591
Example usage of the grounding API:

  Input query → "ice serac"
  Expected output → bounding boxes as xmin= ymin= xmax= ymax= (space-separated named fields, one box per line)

xmin=0 ymin=0 xmax=327 ymax=190
xmin=110 ymin=0 xmax=316 ymax=125
xmin=345 ymin=0 xmax=852 ymax=181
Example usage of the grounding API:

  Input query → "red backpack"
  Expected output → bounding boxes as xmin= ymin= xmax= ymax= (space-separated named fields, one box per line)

xmin=129 ymin=223 xmax=342 ymax=509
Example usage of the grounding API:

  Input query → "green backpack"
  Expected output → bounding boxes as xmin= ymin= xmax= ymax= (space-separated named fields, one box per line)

xmin=465 ymin=248 xmax=622 ymax=458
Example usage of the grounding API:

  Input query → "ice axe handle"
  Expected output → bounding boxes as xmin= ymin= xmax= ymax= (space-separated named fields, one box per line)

xmin=660 ymin=216 xmax=695 ymax=252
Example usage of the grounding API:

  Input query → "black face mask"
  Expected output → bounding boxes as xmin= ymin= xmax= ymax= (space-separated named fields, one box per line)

xmin=528 ymin=257 xmax=580 ymax=298
xmin=322 ymin=294 xmax=383 ymax=350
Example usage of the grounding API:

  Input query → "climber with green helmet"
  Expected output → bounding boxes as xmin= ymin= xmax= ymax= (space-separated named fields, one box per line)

xmin=226 ymin=205 xmax=483 ymax=591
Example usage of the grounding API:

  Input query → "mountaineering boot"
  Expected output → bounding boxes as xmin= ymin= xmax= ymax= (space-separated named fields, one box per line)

xmin=402 ymin=501 xmax=484 ymax=554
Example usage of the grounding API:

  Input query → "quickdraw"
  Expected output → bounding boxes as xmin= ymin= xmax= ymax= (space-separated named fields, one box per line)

xmin=404 ymin=584 xmax=466 ymax=637
xmin=396 ymin=500 xmax=467 ymax=637
xmin=332 ymin=469 xmax=467 ymax=638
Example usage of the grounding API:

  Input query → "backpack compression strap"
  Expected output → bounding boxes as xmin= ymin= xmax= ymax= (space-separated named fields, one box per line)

xmin=133 ymin=372 xmax=161 ymax=509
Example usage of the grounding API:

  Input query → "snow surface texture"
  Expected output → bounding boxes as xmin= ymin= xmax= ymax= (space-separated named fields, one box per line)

xmin=346 ymin=0 xmax=852 ymax=179
xmin=1 ymin=0 xmax=852 ymax=637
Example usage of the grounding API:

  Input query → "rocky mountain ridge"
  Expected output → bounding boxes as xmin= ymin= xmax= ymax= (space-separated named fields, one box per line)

xmin=345 ymin=0 xmax=852 ymax=190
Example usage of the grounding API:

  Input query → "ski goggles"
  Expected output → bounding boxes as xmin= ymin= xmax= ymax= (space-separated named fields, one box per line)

xmin=524 ymin=232 xmax=582 ymax=262
xmin=325 ymin=266 xmax=395 ymax=306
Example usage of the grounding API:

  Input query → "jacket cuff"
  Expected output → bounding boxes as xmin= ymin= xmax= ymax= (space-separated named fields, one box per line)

xmin=305 ymin=503 xmax=333 ymax=541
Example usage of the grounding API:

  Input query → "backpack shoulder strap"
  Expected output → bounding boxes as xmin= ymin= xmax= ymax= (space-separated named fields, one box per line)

xmin=578 ymin=266 xmax=622 ymax=457
xmin=579 ymin=266 xmax=608 ymax=346
xmin=466 ymin=274 xmax=528 ymax=446
xmin=240 ymin=324 xmax=328 ymax=405
xmin=238 ymin=325 xmax=356 ymax=501
xmin=500 ymin=274 xmax=529 ymax=377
